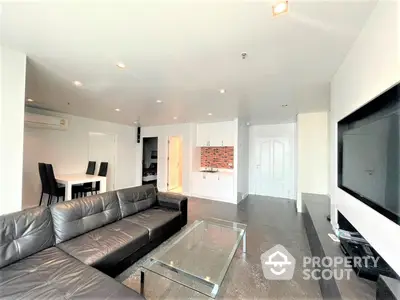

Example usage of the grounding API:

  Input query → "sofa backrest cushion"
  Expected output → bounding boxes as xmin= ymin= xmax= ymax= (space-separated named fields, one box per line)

xmin=0 ymin=206 xmax=54 ymax=268
xmin=50 ymin=191 xmax=121 ymax=244
xmin=116 ymin=185 xmax=157 ymax=218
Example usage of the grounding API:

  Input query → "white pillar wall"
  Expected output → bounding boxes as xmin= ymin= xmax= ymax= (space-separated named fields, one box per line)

xmin=0 ymin=46 xmax=27 ymax=214
xmin=296 ymin=112 xmax=329 ymax=212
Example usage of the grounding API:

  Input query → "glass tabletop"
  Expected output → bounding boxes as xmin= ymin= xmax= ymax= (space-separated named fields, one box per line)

xmin=140 ymin=218 xmax=247 ymax=298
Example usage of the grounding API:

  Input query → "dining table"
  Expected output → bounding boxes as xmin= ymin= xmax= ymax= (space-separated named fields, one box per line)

xmin=55 ymin=174 xmax=107 ymax=201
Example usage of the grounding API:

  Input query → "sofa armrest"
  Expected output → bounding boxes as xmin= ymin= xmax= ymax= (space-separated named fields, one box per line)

xmin=157 ymin=192 xmax=188 ymax=227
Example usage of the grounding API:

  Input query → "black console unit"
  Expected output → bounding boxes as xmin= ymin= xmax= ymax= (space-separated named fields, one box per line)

xmin=338 ymin=212 xmax=399 ymax=281
xmin=339 ymin=239 xmax=397 ymax=281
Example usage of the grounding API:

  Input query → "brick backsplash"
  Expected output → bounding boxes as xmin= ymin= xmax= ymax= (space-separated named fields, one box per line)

xmin=200 ymin=147 xmax=234 ymax=169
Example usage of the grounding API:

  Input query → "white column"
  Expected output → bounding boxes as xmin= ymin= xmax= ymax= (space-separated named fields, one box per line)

xmin=296 ymin=112 xmax=329 ymax=213
xmin=0 ymin=46 xmax=27 ymax=215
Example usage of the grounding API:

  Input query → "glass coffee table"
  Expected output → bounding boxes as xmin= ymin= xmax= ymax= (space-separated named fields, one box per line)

xmin=139 ymin=218 xmax=247 ymax=298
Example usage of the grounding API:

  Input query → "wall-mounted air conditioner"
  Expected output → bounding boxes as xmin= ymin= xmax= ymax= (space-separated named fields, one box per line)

xmin=24 ymin=112 xmax=69 ymax=130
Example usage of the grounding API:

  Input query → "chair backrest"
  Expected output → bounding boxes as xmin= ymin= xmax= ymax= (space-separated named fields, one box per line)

xmin=0 ymin=206 xmax=55 ymax=268
xmin=38 ymin=162 xmax=50 ymax=193
xmin=45 ymin=164 xmax=58 ymax=194
xmin=50 ymin=191 xmax=121 ymax=244
xmin=116 ymin=185 xmax=157 ymax=218
xmin=86 ymin=161 xmax=96 ymax=175
xmin=95 ymin=162 xmax=108 ymax=190
xmin=98 ymin=162 xmax=108 ymax=177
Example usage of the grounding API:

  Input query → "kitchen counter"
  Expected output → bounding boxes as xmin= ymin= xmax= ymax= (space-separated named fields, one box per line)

xmin=198 ymin=168 xmax=234 ymax=174
xmin=191 ymin=170 xmax=235 ymax=203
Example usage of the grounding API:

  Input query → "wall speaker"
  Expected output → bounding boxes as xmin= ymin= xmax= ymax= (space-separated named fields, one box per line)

xmin=137 ymin=127 xmax=141 ymax=143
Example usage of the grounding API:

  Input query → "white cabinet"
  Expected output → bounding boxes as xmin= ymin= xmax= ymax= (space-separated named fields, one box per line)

xmin=196 ymin=123 xmax=212 ymax=147
xmin=191 ymin=172 xmax=234 ymax=202
xmin=196 ymin=121 xmax=234 ymax=147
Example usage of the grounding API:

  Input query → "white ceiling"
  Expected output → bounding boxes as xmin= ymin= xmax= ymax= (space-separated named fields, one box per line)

xmin=1 ymin=0 xmax=377 ymax=126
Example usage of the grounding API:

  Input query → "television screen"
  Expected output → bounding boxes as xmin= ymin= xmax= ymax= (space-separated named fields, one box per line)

xmin=338 ymin=84 xmax=400 ymax=224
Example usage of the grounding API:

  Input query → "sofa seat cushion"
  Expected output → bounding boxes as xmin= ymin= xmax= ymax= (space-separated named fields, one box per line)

xmin=123 ymin=207 xmax=181 ymax=241
xmin=0 ymin=247 xmax=143 ymax=299
xmin=57 ymin=220 xmax=149 ymax=272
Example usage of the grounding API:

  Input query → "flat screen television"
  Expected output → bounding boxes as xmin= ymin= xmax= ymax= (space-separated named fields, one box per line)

xmin=338 ymin=83 xmax=400 ymax=225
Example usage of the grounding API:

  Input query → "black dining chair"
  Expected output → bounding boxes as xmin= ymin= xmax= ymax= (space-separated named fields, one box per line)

xmin=82 ymin=162 xmax=108 ymax=195
xmin=86 ymin=161 xmax=96 ymax=175
xmin=45 ymin=164 xmax=66 ymax=205
xmin=95 ymin=162 xmax=108 ymax=193
xmin=38 ymin=162 xmax=51 ymax=206
xmin=80 ymin=161 xmax=97 ymax=195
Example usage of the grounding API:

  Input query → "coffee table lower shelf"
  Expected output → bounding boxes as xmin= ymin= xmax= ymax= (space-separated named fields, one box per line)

xmin=138 ymin=218 xmax=247 ymax=298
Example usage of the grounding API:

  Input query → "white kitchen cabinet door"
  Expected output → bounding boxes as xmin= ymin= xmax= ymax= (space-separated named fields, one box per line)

xmin=196 ymin=124 xmax=211 ymax=147
xmin=215 ymin=173 xmax=234 ymax=200
xmin=191 ymin=172 xmax=204 ymax=195
xmin=209 ymin=121 xmax=234 ymax=147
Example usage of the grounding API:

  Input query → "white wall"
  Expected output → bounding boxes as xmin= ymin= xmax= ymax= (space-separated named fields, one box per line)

xmin=23 ymin=107 xmax=137 ymax=209
xmin=249 ymin=123 xmax=296 ymax=199
xmin=330 ymin=0 xmax=400 ymax=274
xmin=0 ymin=47 xmax=26 ymax=215
xmin=237 ymin=120 xmax=250 ymax=202
xmin=135 ymin=123 xmax=196 ymax=195
xmin=297 ymin=112 xmax=329 ymax=212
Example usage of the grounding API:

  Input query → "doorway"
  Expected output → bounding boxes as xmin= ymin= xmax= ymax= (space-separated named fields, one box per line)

xmin=142 ymin=137 xmax=158 ymax=187
xmin=167 ymin=136 xmax=183 ymax=193
xmin=254 ymin=137 xmax=295 ymax=199
xmin=88 ymin=132 xmax=116 ymax=191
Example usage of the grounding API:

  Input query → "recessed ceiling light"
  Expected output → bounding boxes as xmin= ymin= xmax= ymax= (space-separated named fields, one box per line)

xmin=219 ymin=89 xmax=225 ymax=94
xmin=173 ymin=117 xmax=177 ymax=120
xmin=73 ymin=80 xmax=82 ymax=87
xmin=115 ymin=108 xmax=121 ymax=112
xmin=27 ymin=98 xmax=34 ymax=102
xmin=156 ymin=100 xmax=163 ymax=103
xmin=116 ymin=62 xmax=126 ymax=69
xmin=246 ymin=122 xmax=251 ymax=126
xmin=208 ymin=113 xmax=213 ymax=116
xmin=272 ymin=1 xmax=288 ymax=16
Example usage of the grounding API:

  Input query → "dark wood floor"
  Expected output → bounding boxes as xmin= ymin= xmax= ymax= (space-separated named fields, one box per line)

xmin=117 ymin=195 xmax=322 ymax=299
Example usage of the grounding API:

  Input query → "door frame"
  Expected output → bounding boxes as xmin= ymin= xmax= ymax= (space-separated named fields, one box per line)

xmin=249 ymin=124 xmax=296 ymax=199
xmin=88 ymin=132 xmax=117 ymax=191
xmin=167 ymin=135 xmax=183 ymax=191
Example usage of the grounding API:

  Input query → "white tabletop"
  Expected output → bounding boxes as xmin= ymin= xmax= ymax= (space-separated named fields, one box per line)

xmin=56 ymin=174 xmax=105 ymax=184
xmin=55 ymin=173 xmax=107 ymax=201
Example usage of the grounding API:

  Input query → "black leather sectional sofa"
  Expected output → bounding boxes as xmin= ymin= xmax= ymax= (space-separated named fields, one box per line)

xmin=0 ymin=185 xmax=188 ymax=299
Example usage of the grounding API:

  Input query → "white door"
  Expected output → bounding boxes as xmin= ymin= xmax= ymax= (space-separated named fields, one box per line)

xmin=167 ymin=136 xmax=182 ymax=191
xmin=255 ymin=137 xmax=294 ymax=199
xmin=88 ymin=132 xmax=116 ymax=191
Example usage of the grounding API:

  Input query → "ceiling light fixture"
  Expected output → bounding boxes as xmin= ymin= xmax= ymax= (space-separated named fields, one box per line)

xmin=73 ymin=80 xmax=82 ymax=87
xmin=116 ymin=62 xmax=126 ymax=69
xmin=173 ymin=117 xmax=177 ymax=120
xmin=27 ymin=98 xmax=34 ymax=102
xmin=219 ymin=89 xmax=225 ymax=94
xmin=156 ymin=99 xmax=163 ymax=103
xmin=208 ymin=113 xmax=213 ymax=116
xmin=246 ymin=122 xmax=251 ymax=126
xmin=115 ymin=108 xmax=121 ymax=112
xmin=272 ymin=1 xmax=288 ymax=16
